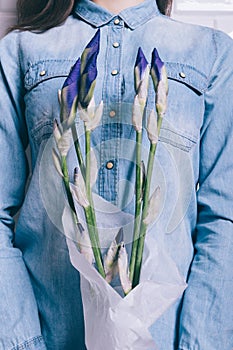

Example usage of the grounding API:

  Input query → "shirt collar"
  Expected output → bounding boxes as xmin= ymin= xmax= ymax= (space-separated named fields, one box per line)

xmin=74 ymin=0 xmax=160 ymax=30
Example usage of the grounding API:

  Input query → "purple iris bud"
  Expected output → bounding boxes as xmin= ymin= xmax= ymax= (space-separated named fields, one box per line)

xmin=60 ymin=30 xmax=100 ymax=123
xmin=63 ymin=58 xmax=81 ymax=89
xmin=62 ymin=58 xmax=81 ymax=114
xmin=134 ymin=47 xmax=149 ymax=94
xmin=132 ymin=48 xmax=149 ymax=131
xmin=81 ymin=29 xmax=100 ymax=72
xmin=150 ymin=48 xmax=164 ymax=88
xmin=78 ymin=29 xmax=100 ymax=109
xmin=79 ymin=50 xmax=98 ymax=109
xmin=150 ymin=48 xmax=168 ymax=117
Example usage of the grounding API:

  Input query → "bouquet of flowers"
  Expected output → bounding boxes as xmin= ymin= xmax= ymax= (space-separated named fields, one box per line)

xmin=51 ymin=30 xmax=186 ymax=349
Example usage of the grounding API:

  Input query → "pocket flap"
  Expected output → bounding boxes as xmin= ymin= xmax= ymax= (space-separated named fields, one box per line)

xmin=24 ymin=59 xmax=76 ymax=90
xmin=166 ymin=62 xmax=208 ymax=94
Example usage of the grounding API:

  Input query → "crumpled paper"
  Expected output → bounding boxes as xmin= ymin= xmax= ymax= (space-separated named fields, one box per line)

xmin=62 ymin=194 xmax=187 ymax=350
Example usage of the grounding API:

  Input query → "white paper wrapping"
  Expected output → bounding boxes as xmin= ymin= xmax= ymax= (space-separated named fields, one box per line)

xmin=62 ymin=194 xmax=187 ymax=350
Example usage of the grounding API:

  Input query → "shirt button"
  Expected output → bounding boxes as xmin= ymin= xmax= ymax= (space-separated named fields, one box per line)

xmin=109 ymin=110 xmax=116 ymax=118
xmin=114 ymin=18 xmax=120 ymax=25
xmin=179 ymin=72 xmax=186 ymax=78
xmin=111 ymin=69 xmax=119 ymax=76
xmin=40 ymin=70 xmax=46 ymax=76
xmin=106 ymin=161 xmax=114 ymax=170
xmin=113 ymin=42 xmax=120 ymax=48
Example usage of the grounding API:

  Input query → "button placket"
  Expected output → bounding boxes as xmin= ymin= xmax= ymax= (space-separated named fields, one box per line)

xmin=109 ymin=17 xmax=123 ymax=90
xmin=98 ymin=18 xmax=123 ymax=203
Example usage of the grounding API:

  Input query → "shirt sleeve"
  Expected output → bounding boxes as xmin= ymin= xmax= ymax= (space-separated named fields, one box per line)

xmin=178 ymin=31 xmax=233 ymax=350
xmin=0 ymin=32 xmax=47 ymax=350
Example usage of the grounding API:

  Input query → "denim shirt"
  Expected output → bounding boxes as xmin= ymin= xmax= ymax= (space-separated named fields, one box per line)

xmin=0 ymin=0 xmax=233 ymax=349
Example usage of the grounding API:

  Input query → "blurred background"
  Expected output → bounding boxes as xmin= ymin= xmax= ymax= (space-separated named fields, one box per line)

xmin=173 ymin=0 xmax=233 ymax=36
xmin=0 ymin=0 xmax=16 ymax=38
xmin=0 ymin=0 xmax=233 ymax=38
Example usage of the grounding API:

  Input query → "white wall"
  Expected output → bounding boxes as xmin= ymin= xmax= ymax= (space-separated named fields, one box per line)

xmin=0 ymin=0 xmax=17 ymax=38
xmin=0 ymin=0 xmax=233 ymax=39
xmin=172 ymin=0 xmax=233 ymax=37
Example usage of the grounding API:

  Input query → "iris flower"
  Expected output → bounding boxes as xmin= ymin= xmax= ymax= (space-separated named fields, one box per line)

xmin=79 ymin=29 xmax=100 ymax=109
xmin=60 ymin=58 xmax=81 ymax=127
xmin=150 ymin=48 xmax=168 ymax=118
xmin=132 ymin=47 xmax=150 ymax=132
xmin=134 ymin=47 xmax=150 ymax=104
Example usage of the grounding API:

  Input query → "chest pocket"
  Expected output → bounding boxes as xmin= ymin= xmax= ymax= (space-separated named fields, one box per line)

xmin=24 ymin=59 xmax=75 ymax=146
xmin=24 ymin=59 xmax=75 ymax=91
xmin=153 ymin=62 xmax=209 ymax=152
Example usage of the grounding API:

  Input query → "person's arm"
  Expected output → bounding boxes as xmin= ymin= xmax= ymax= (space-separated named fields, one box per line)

xmin=0 ymin=33 xmax=46 ymax=350
xmin=178 ymin=31 xmax=233 ymax=350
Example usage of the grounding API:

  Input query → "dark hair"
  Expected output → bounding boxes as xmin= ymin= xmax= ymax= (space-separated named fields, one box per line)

xmin=11 ymin=0 xmax=172 ymax=32
xmin=157 ymin=0 xmax=173 ymax=16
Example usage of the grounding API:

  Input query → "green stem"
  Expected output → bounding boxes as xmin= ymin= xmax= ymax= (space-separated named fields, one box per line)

xmin=85 ymin=129 xmax=91 ymax=200
xmin=129 ymin=131 xmax=143 ymax=282
xmin=84 ymin=205 xmax=105 ymax=278
xmin=85 ymin=128 xmax=98 ymax=239
xmin=133 ymin=142 xmax=157 ymax=287
xmin=157 ymin=115 xmax=163 ymax=137
xmin=61 ymin=155 xmax=79 ymax=226
xmin=133 ymin=115 xmax=163 ymax=287
xmin=84 ymin=127 xmax=105 ymax=277
xmin=71 ymin=124 xmax=86 ymax=178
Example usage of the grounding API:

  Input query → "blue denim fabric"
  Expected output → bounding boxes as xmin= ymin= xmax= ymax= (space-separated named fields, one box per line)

xmin=0 ymin=0 xmax=233 ymax=349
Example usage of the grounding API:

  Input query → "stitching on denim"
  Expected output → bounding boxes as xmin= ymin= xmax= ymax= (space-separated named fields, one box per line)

xmin=24 ymin=59 xmax=75 ymax=90
xmin=161 ymin=126 xmax=197 ymax=144
xmin=31 ymin=120 xmax=54 ymax=144
xmin=75 ymin=7 xmax=112 ymax=27
xmin=159 ymin=136 xmax=192 ymax=152
xmin=26 ymin=75 xmax=68 ymax=91
xmin=206 ymin=29 xmax=218 ymax=87
xmin=11 ymin=336 xmax=44 ymax=350
xmin=165 ymin=62 xmax=208 ymax=93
